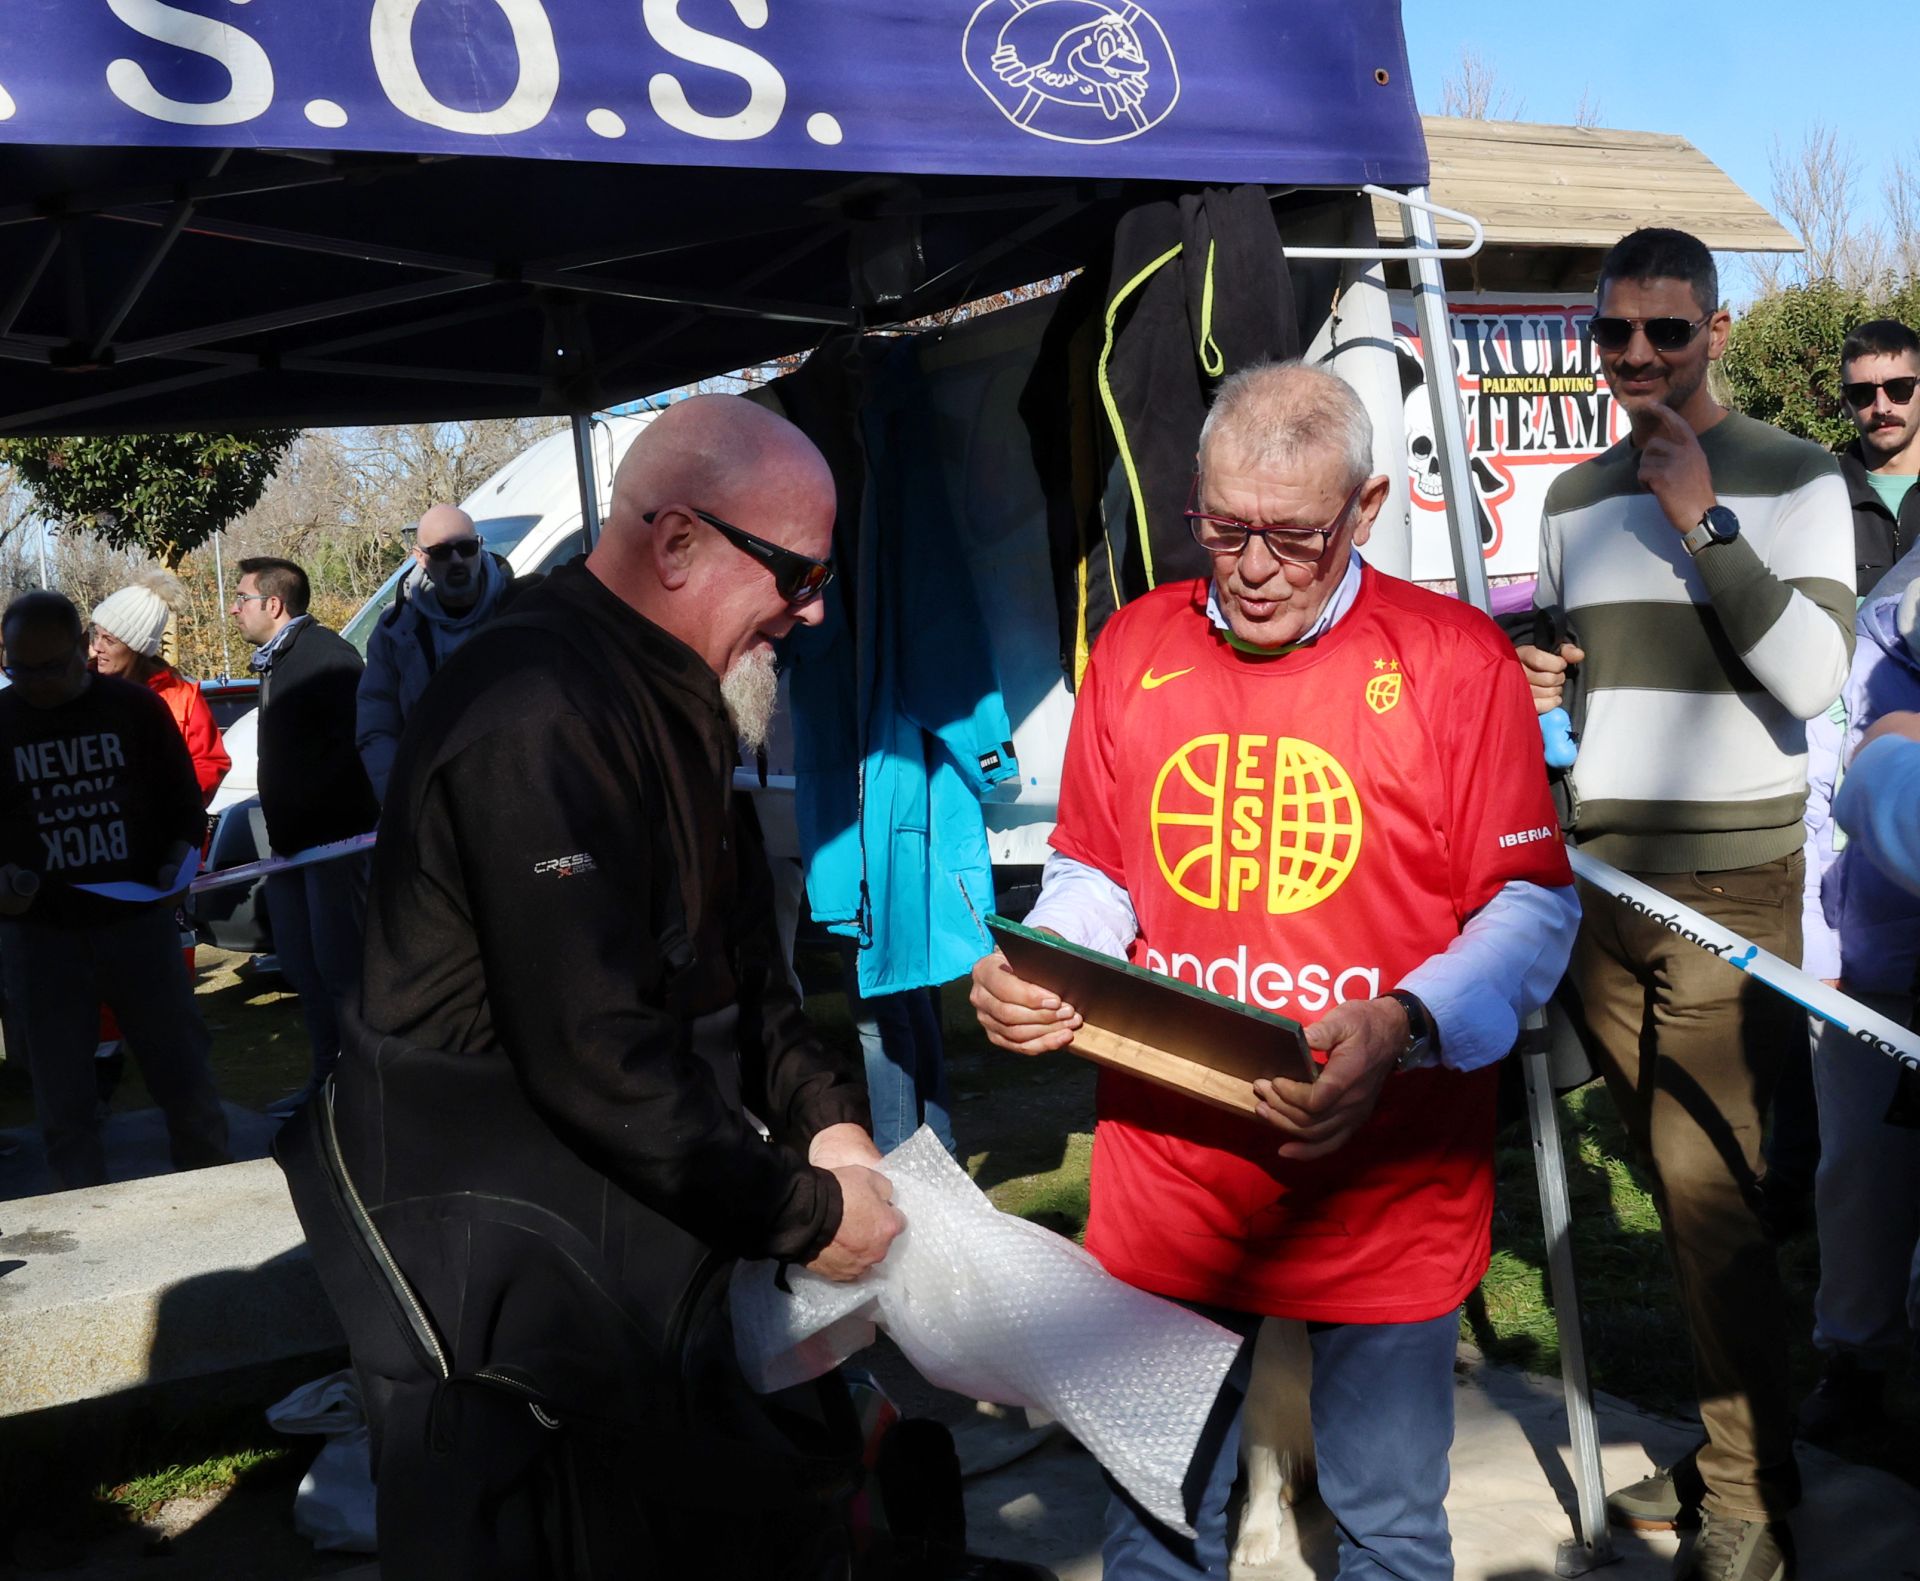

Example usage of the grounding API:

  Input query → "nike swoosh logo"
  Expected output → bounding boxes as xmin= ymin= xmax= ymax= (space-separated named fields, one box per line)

xmin=1140 ymin=666 xmax=1194 ymax=690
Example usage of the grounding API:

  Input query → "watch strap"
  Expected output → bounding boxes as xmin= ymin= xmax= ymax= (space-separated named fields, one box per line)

xmin=1388 ymin=990 xmax=1436 ymax=1072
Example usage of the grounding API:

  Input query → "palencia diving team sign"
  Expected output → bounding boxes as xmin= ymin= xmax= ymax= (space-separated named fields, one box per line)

xmin=1392 ymin=294 xmax=1630 ymax=582
xmin=0 ymin=0 xmax=1426 ymax=187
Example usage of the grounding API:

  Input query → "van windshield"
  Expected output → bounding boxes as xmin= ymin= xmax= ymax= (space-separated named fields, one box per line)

xmin=340 ymin=514 xmax=543 ymax=655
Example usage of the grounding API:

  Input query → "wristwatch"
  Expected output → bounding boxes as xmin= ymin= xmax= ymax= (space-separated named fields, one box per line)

xmin=1388 ymin=990 xmax=1438 ymax=1072
xmin=1681 ymin=504 xmax=1740 ymax=557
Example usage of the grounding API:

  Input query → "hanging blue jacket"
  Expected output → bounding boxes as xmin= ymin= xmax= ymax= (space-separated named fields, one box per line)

xmin=787 ymin=341 xmax=1019 ymax=997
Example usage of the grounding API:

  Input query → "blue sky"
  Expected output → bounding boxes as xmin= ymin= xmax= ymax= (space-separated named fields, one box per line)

xmin=1401 ymin=4 xmax=1916 ymax=259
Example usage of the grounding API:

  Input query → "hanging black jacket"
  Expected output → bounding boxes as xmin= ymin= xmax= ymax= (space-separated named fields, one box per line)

xmin=1840 ymin=439 xmax=1920 ymax=597
xmin=255 ymin=617 xmax=379 ymax=855
xmin=278 ymin=560 xmax=869 ymax=1578
xmin=1022 ymin=184 xmax=1300 ymax=682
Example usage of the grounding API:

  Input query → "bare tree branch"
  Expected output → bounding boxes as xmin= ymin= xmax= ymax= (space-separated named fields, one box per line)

xmin=1438 ymin=47 xmax=1524 ymax=121
xmin=1762 ymin=123 xmax=1889 ymax=292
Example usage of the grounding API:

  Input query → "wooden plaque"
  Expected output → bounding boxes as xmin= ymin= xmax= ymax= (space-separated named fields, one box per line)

xmin=987 ymin=916 xmax=1317 ymax=1118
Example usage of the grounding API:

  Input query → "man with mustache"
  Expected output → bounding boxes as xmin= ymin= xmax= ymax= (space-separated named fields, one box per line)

xmin=1516 ymin=228 xmax=1855 ymax=1581
xmin=1837 ymin=318 xmax=1920 ymax=597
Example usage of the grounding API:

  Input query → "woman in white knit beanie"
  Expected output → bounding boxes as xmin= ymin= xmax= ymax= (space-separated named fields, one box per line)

xmin=90 ymin=569 xmax=230 ymax=806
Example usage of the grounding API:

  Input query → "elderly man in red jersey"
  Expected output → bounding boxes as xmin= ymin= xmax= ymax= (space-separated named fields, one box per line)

xmin=972 ymin=361 xmax=1577 ymax=1581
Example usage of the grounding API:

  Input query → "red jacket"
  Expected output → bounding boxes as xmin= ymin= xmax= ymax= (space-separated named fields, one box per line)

xmin=147 ymin=666 xmax=230 ymax=806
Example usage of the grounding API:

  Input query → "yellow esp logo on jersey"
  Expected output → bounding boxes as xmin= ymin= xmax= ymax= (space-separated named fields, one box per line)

xmin=1365 ymin=658 xmax=1402 ymax=714
xmin=1150 ymin=734 xmax=1363 ymax=913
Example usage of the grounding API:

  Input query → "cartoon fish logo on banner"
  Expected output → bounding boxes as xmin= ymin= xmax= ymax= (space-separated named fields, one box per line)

xmin=964 ymin=0 xmax=1179 ymax=146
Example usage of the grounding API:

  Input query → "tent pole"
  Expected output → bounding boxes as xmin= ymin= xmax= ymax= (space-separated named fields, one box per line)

xmin=572 ymin=413 xmax=603 ymax=551
xmin=1409 ymin=185 xmax=1614 ymax=1572
xmin=213 ymin=533 xmax=232 ymax=680
xmin=1405 ymin=187 xmax=1490 ymax=613
xmin=1524 ymin=1023 xmax=1618 ymax=1576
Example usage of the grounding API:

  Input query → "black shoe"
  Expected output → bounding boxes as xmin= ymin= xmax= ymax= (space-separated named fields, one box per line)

xmin=1795 ymin=1353 xmax=1886 ymax=1444
xmin=1675 ymin=1512 xmax=1793 ymax=1580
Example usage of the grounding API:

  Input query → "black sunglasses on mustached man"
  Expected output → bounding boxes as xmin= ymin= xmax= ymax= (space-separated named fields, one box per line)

xmin=642 ymin=506 xmax=835 ymax=606
xmin=1843 ymin=376 xmax=1920 ymax=409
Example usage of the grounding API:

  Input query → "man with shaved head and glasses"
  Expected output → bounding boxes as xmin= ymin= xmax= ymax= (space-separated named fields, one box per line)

xmin=356 ymin=503 xmax=538 ymax=804
xmin=970 ymin=360 xmax=1576 ymax=1581
xmin=282 ymin=393 xmax=894 ymax=1577
xmin=1515 ymin=227 xmax=1855 ymax=1581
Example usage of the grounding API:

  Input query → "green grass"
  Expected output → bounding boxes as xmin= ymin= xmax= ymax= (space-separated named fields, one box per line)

xmin=100 ymin=1448 xmax=288 ymax=1518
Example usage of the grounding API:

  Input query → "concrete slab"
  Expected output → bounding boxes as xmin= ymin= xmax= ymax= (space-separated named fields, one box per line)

xmin=0 ymin=1099 xmax=285 ymax=1203
xmin=957 ymin=1357 xmax=1920 ymax=1580
xmin=0 ymin=1156 xmax=340 ymax=1414
xmin=285 ymin=1358 xmax=1920 ymax=1579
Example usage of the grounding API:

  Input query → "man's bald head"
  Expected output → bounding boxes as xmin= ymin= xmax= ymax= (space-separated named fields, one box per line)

xmin=412 ymin=502 xmax=483 ymax=608
xmin=589 ymin=394 xmax=836 ymax=704
xmin=604 ymin=394 xmax=833 ymax=542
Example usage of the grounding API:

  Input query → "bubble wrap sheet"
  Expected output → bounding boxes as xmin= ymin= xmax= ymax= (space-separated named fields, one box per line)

xmin=730 ymin=1127 xmax=1242 ymax=1535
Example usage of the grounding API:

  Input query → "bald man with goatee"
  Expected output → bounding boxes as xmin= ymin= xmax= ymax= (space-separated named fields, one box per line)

xmin=279 ymin=395 xmax=898 ymax=1580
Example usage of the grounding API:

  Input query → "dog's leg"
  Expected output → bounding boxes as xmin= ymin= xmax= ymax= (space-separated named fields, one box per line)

xmin=1231 ymin=1318 xmax=1314 ymax=1570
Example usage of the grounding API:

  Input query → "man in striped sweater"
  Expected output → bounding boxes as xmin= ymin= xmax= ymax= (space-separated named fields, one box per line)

xmin=1517 ymin=228 xmax=1854 ymax=1581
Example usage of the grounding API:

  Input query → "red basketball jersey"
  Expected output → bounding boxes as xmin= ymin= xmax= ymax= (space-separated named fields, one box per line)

xmin=1051 ymin=569 xmax=1571 ymax=1322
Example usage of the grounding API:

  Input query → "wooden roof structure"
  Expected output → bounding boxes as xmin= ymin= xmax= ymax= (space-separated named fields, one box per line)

xmin=1375 ymin=117 xmax=1801 ymax=255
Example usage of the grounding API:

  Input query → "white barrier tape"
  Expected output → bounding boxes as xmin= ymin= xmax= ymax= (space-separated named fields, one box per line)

xmin=1567 ymin=847 xmax=1920 ymax=1074
xmin=189 ymin=832 xmax=377 ymax=896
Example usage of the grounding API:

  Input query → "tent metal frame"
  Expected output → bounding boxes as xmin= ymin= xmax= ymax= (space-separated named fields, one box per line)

xmin=1411 ymin=185 xmax=1617 ymax=1575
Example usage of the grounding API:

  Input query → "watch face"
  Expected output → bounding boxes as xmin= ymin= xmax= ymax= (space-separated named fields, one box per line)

xmin=1702 ymin=506 xmax=1740 ymax=542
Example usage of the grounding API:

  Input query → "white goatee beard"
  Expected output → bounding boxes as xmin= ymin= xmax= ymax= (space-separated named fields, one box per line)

xmin=720 ymin=647 xmax=779 ymax=751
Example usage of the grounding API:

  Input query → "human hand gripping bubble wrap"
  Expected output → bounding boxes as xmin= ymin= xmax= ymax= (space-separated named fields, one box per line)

xmin=729 ymin=1127 xmax=1243 ymax=1536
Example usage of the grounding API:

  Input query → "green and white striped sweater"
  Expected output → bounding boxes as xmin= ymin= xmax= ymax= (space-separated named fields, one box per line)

xmin=1536 ymin=410 xmax=1856 ymax=873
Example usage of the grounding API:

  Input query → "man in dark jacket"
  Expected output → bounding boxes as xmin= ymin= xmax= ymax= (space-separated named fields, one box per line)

xmin=0 ymin=591 xmax=228 ymax=1188
xmin=232 ymin=557 xmax=378 ymax=1113
xmin=1766 ymin=319 xmax=1920 ymax=1238
xmin=282 ymin=396 xmax=899 ymax=1579
xmin=1837 ymin=318 xmax=1920 ymax=598
xmin=356 ymin=503 xmax=532 ymax=803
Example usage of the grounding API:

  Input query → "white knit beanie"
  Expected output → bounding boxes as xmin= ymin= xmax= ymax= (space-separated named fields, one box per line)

xmin=92 ymin=569 xmax=185 ymax=658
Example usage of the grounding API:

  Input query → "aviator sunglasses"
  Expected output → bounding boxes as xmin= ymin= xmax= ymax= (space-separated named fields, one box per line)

xmin=1587 ymin=314 xmax=1710 ymax=354
xmin=1843 ymin=377 xmax=1919 ymax=409
xmin=643 ymin=507 xmax=834 ymax=606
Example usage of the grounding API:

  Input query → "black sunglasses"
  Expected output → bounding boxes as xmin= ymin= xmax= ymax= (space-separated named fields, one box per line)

xmin=1843 ymin=377 xmax=1919 ymax=409
xmin=1588 ymin=315 xmax=1710 ymax=354
xmin=644 ymin=507 xmax=834 ymax=607
xmin=422 ymin=536 xmax=484 ymax=563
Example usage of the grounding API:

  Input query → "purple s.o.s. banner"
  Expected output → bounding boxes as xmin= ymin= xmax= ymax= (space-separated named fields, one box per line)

xmin=0 ymin=1 xmax=1427 ymax=187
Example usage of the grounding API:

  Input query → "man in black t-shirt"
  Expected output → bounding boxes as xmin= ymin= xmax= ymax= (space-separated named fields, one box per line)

xmin=0 ymin=592 xmax=227 ymax=1190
